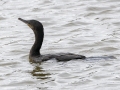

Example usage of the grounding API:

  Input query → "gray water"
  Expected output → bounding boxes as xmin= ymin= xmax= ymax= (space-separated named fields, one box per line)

xmin=0 ymin=0 xmax=120 ymax=90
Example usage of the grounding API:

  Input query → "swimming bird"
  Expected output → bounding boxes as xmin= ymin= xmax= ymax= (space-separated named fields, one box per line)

xmin=18 ymin=18 xmax=86 ymax=63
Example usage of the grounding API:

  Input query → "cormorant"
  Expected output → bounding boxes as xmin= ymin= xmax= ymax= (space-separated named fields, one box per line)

xmin=18 ymin=18 xmax=86 ymax=63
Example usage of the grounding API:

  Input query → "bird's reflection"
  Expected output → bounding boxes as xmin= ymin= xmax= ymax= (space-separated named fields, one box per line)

xmin=31 ymin=64 xmax=51 ymax=80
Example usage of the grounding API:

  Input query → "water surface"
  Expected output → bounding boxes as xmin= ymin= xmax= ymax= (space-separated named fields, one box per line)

xmin=0 ymin=0 xmax=120 ymax=90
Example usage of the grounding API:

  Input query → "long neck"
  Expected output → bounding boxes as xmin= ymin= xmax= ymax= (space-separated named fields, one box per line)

xmin=30 ymin=27 xmax=44 ymax=57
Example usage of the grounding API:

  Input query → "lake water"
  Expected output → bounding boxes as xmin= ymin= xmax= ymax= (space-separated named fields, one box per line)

xmin=0 ymin=0 xmax=120 ymax=90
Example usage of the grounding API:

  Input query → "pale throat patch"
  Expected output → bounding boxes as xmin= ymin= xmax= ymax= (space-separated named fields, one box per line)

xmin=28 ymin=24 xmax=33 ymax=29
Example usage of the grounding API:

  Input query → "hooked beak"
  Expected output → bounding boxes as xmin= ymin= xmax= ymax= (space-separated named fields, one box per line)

xmin=18 ymin=18 xmax=29 ymax=24
xmin=18 ymin=18 xmax=33 ymax=29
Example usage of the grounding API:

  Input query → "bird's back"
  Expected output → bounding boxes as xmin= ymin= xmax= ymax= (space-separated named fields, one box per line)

xmin=29 ymin=53 xmax=86 ymax=63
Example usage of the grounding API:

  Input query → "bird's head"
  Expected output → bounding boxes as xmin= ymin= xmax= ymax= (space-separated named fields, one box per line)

xmin=18 ymin=18 xmax=43 ymax=32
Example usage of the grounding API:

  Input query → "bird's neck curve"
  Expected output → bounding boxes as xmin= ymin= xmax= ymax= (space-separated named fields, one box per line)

xmin=30 ymin=26 xmax=44 ymax=57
